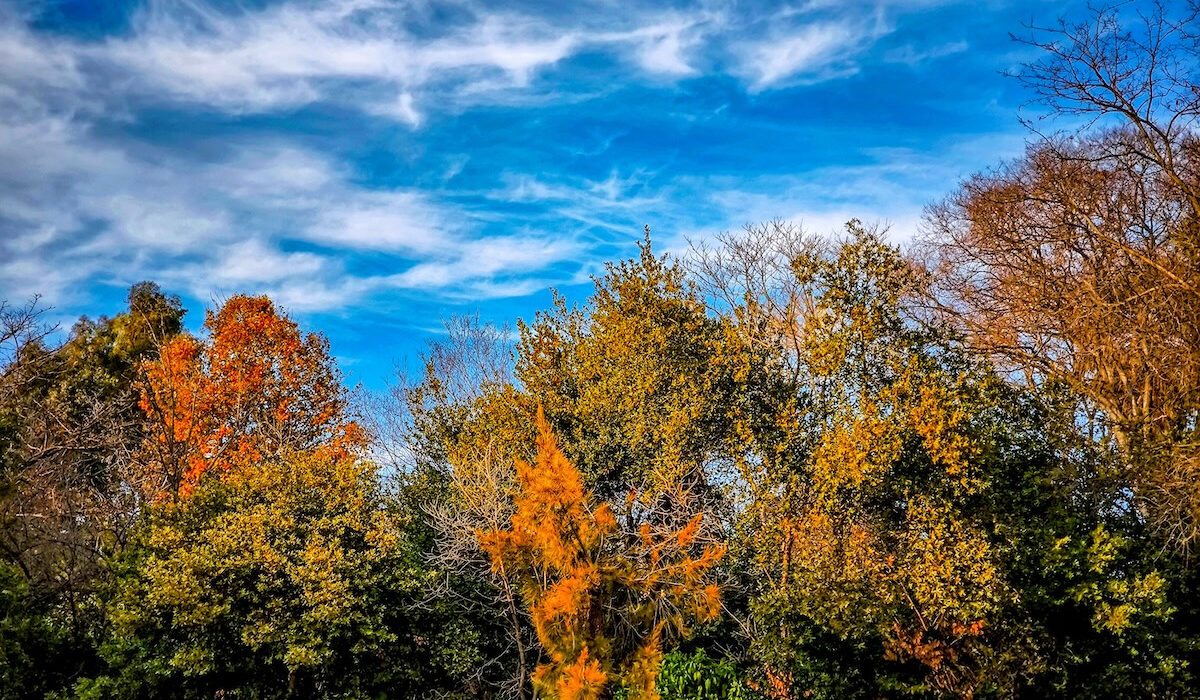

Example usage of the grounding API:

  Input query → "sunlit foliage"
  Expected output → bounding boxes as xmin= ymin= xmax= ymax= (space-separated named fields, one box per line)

xmin=480 ymin=409 xmax=725 ymax=700
xmin=516 ymin=232 xmax=753 ymax=504
xmin=79 ymin=449 xmax=479 ymax=698
xmin=139 ymin=295 xmax=364 ymax=498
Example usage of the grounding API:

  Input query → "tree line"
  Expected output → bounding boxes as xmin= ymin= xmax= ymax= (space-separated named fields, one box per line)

xmin=3 ymin=3 xmax=1200 ymax=698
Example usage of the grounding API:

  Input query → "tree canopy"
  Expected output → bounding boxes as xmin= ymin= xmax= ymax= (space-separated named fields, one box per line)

xmin=5 ymin=4 xmax=1200 ymax=699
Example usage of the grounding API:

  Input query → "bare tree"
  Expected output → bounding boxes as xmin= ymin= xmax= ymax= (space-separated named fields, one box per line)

xmin=0 ymin=300 xmax=129 ymax=630
xmin=688 ymin=220 xmax=824 ymax=383
xmin=424 ymin=444 xmax=537 ymax=700
xmin=373 ymin=315 xmax=538 ymax=698
xmin=920 ymin=2 xmax=1200 ymax=553
xmin=0 ymin=286 xmax=184 ymax=631
xmin=370 ymin=314 xmax=514 ymax=479
xmin=1015 ymin=0 xmax=1200 ymax=217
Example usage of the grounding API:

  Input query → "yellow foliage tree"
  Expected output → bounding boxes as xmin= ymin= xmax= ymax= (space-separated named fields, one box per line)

xmin=516 ymin=231 xmax=752 ymax=505
xmin=104 ymin=449 xmax=463 ymax=696
xmin=741 ymin=224 xmax=1009 ymax=697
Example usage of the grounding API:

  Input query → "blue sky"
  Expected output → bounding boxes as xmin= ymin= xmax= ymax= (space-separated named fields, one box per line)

xmin=2 ymin=0 xmax=1081 ymax=388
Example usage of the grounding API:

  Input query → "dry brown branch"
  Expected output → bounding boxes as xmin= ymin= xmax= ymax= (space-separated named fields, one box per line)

xmin=919 ymin=2 xmax=1200 ymax=554
xmin=688 ymin=220 xmax=825 ymax=382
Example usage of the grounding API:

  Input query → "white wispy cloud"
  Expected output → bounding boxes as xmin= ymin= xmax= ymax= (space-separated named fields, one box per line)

xmin=727 ymin=0 xmax=895 ymax=91
xmin=1 ymin=0 xmax=618 ymax=311
xmin=392 ymin=233 xmax=582 ymax=291
xmin=0 ymin=57 xmax=581 ymax=312
xmin=883 ymin=40 xmax=969 ymax=66
xmin=5 ymin=0 xmax=958 ymax=122
xmin=73 ymin=1 xmax=714 ymax=120
xmin=737 ymin=21 xmax=865 ymax=89
xmin=0 ymin=0 xmax=972 ymax=132
xmin=683 ymin=133 xmax=1028 ymax=244
xmin=0 ymin=0 xmax=997 ymax=319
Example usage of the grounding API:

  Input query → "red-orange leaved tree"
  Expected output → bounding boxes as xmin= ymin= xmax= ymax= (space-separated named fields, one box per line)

xmin=138 ymin=295 xmax=364 ymax=498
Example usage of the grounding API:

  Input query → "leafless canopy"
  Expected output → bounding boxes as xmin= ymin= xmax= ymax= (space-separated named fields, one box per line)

xmin=921 ymin=1 xmax=1200 ymax=553
xmin=688 ymin=219 xmax=825 ymax=380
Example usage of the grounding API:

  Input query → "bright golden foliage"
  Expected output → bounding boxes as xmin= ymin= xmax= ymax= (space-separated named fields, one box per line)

xmin=516 ymin=234 xmax=745 ymax=502
xmin=113 ymin=449 xmax=412 ymax=680
xmin=747 ymin=227 xmax=1007 ymax=696
xmin=480 ymin=408 xmax=725 ymax=700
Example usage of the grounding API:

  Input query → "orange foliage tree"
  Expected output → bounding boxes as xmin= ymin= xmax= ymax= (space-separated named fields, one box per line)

xmin=480 ymin=409 xmax=725 ymax=700
xmin=138 ymin=295 xmax=364 ymax=498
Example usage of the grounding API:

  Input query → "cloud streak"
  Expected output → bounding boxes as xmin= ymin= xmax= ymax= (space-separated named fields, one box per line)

xmin=0 ymin=0 xmax=1032 ymax=391
xmin=5 ymin=0 xmax=955 ymax=123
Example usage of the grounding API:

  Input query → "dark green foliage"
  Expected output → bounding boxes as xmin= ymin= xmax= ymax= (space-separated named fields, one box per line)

xmin=0 ymin=562 xmax=96 ymax=700
xmin=745 ymin=599 xmax=893 ymax=699
xmin=611 ymin=649 xmax=759 ymax=700
xmin=963 ymin=381 xmax=1200 ymax=697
